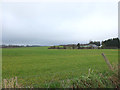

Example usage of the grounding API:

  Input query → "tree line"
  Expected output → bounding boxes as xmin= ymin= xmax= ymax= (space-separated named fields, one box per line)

xmin=48 ymin=37 xmax=119 ymax=49
xmin=102 ymin=38 xmax=119 ymax=49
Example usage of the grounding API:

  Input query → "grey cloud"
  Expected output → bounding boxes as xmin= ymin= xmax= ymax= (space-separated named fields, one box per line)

xmin=2 ymin=2 xmax=118 ymax=45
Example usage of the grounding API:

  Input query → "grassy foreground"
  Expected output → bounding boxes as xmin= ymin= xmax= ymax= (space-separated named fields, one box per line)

xmin=2 ymin=47 xmax=118 ymax=88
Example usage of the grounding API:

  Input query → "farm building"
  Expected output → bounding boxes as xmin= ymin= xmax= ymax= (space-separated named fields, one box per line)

xmin=48 ymin=44 xmax=99 ymax=49
xmin=87 ymin=44 xmax=99 ymax=49
xmin=78 ymin=44 xmax=98 ymax=49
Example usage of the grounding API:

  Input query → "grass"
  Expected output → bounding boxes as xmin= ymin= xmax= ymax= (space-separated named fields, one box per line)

xmin=2 ymin=47 xmax=118 ymax=88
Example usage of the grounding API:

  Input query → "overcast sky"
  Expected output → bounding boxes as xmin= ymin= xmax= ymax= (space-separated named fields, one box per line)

xmin=2 ymin=2 xmax=118 ymax=45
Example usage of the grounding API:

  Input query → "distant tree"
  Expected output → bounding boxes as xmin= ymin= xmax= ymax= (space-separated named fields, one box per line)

xmin=77 ymin=43 xmax=80 ymax=49
xmin=102 ymin=38 xmax=120 ymax=48
xmin=26 ymin=45 xmax=30 ymax=47
xmin=89 ymin=41 xmax=94 ymax=44
xmin=57 ymin=46 xmax=60 ymax=49
xmin=63 ymin=46 xmax=66 ymax=49
xmin=72 ymin=44 xmax=76 ymax=49
xmin=53 ymin=46 xmax=56 ymax=49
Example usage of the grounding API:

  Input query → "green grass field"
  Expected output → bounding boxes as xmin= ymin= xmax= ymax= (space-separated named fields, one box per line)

xmin=2 ymin=47 xmax=118 ymax=87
